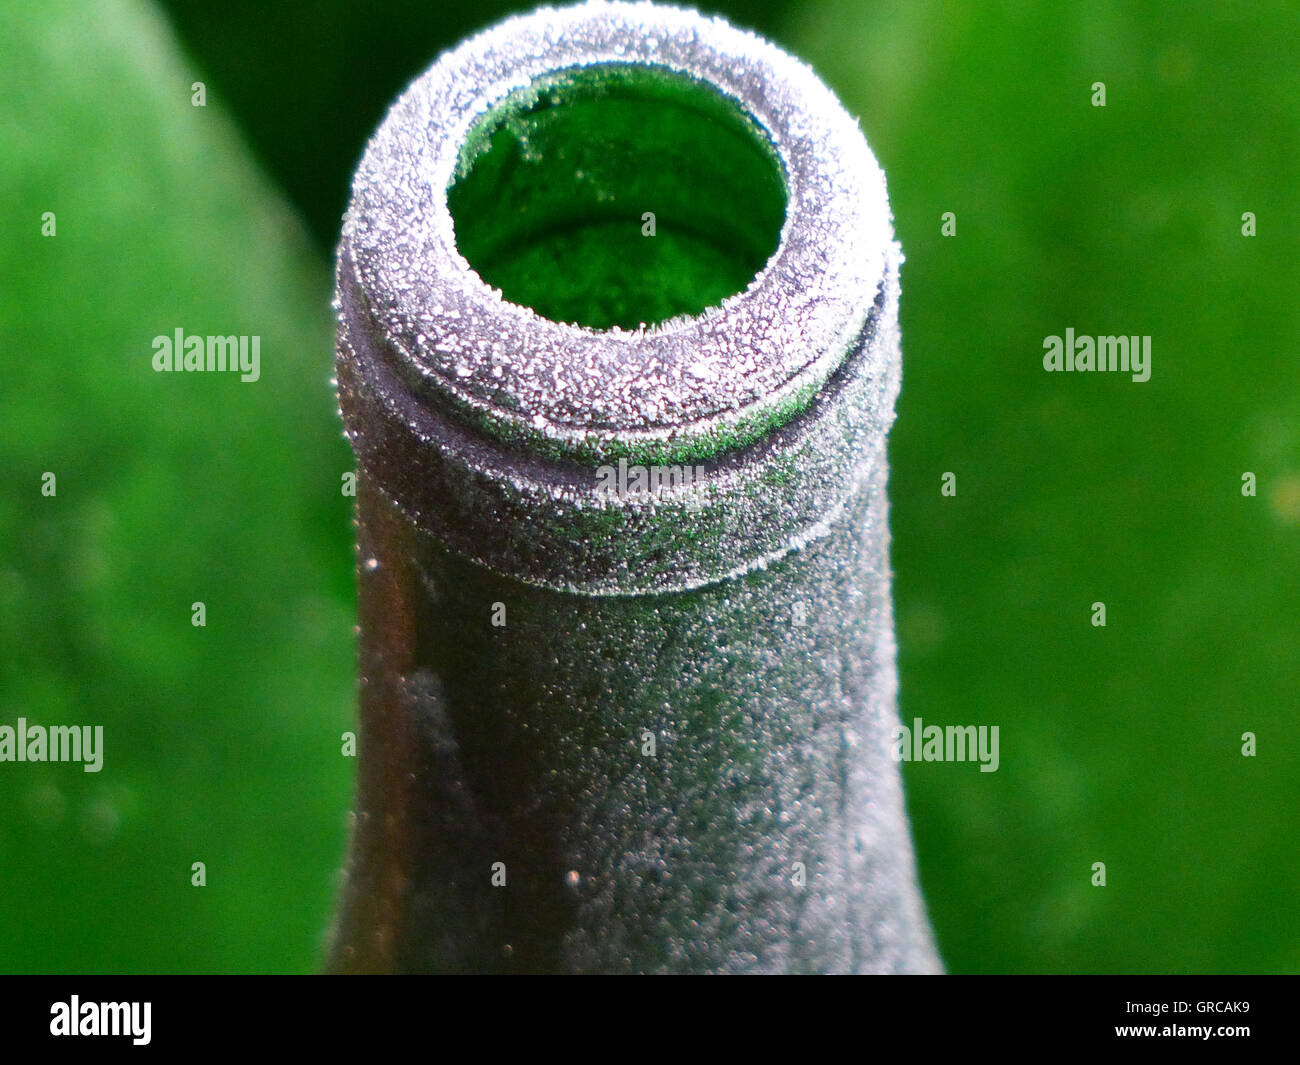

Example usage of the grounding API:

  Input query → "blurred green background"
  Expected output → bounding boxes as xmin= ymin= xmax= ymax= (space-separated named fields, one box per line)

xmin=1 ymin=0 xmax=1295 ymax=973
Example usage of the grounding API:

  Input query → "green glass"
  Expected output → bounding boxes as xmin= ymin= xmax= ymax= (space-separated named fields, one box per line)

xmin=332 ymin=10 xmax=938 ymax=974
xmin=447 ymin=64 xmax=788 ymax=330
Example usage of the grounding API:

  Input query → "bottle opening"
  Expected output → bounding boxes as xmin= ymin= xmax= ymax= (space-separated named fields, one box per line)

xmin=448 ymin=63 xmax=788 ymax=332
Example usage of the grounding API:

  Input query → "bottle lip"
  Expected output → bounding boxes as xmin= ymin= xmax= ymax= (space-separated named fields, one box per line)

xmin=336 ymin=1 xmax=902 ymax=593
xmin=339 ymin=0 xmax=894 ymax=467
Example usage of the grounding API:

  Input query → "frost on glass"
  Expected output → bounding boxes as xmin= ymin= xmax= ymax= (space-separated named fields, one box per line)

xmin=331 ymin=0 xmax=940 ymax=974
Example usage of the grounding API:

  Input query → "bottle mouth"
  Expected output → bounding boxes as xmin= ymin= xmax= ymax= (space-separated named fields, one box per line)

xmin=447 ymin=63 xmax=788 ymax=334
xmin=335 ymin=1 xmax=900 ymax=594
xmin=340 ymin=1 xmax=893 ymax=469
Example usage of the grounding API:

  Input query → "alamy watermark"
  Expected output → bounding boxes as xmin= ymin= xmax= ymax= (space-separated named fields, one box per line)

xmin=596 ymin=457 xmax=709 ymax=503
xmin=0 ymin=718 xmax=103 ymax=772
xmin=50 ymin=996 xmax=150 ymax=1045
xmin=152 ymin=328 xmax=260 ymax=382
xmin=890 ymin=717 xmax=999 ymax=772
xmin=1043 ymin=329 xmax=1151 ymax=382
